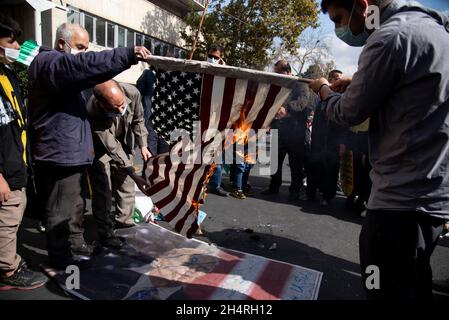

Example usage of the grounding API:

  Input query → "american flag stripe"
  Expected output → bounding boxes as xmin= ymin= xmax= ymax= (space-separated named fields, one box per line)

xmin=262 ymin=87 xmax=293 ymax=128
xmin=207 ymin=255 xmax=272 ymax=300
xmin=147 ymin=158 xmax=173 ymax=196
xmin=247 ymin=260 xmax=294 ymax=300
xmin=152 ymin=162 xmax=187 ymax=209
xmin=245 ymin=83 xmax=273 ymax=123
xmin=147 ymin=156 xmax=160 ymax=186
xmin=203 ymin=76 xmax=228 ymax=143
xmin=225 ymin=79 xmax=249 ymax=128
xmin=217 ymin=78 xmax=237 ymax=131
xmin=200 ymin=74 xmax=214 ymax=143
xmin=158 ymin=163 xmax=203 ymax=220
xmin=252 ymin=85 xmax=282 ymax=129
xmin=241 ymin=80 xmax=259 ymax=117
xmin=183 ymin=250 xmax=245 ymax=299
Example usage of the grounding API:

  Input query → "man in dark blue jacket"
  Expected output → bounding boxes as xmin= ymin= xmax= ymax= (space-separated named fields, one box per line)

xmin=28 ymin=23 xmax=151 ymax=269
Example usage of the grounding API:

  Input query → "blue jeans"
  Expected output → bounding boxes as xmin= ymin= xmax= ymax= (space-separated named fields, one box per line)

xmin=209 ymin=165 xmax=222 ymax=189
xmin=232 ymin=163 xmax=253 ymax=190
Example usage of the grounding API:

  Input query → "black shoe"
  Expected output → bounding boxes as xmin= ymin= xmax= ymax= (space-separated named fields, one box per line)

xmin=243 ymin=185 xmax=255 ymax=196
xmin=115 ymin=222 xmax=136 ymax=229
xmin=71 ymin=243 xmax=94 ymax=256
xmin=0 ymin=263 xmax=47 ymax=291
xmin=209 ymin=186 xmax=228 ymax=197
xmin=100 ymin=235 xmax=124 ymax=249
xmin=261 ymin=189 xmax=278 ymax=195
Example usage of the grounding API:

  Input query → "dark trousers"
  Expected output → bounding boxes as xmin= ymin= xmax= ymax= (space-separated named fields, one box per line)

xmin=359 ymin=209 xmax=445 ymax=300
xmin=350 ymin=151 xmax=371 ymax=203
xmin=34 ymin=163 xmax=87 ymax=262
xmin=306 ymin=151 xmax=339 ymax=201
xmin=90 ymin=158 xmax=136 ymax=239
xmin=269 ymin=141 xmax=305 ymax=194
xmin=146 ymin=118 xmax=169 ymax=155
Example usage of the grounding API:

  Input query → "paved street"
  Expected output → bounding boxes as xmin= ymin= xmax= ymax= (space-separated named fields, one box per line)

xmin=1 ymin=160 xmax=448 ymax=300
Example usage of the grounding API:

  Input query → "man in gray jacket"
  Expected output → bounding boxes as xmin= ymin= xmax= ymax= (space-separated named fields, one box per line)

xmin=87 ymin=80 xmax=150 ymax=248
xmin=310 ymin=0 xmax=449 ymax=299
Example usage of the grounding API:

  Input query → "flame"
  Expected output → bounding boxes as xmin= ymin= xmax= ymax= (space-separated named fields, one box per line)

xmin=223 ymin=106 xmax=257 ymax=164
xmin=193 ymin=162 xmax=216 ymax=219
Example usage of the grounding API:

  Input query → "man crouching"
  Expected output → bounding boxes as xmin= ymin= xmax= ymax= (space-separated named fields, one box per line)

xmin=87 ymin=80 xmax=151 ymax=249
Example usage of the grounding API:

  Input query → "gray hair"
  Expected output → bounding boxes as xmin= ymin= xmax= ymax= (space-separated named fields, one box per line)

xmin=54 ymin=23 xmax=86 ymax=48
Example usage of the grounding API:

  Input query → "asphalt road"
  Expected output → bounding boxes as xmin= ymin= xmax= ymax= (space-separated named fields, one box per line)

xmin=1 ymin=160 xmax=448 ymax=300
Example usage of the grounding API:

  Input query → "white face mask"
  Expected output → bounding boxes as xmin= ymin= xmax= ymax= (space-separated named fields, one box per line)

xmin=106 ymin=103 xmax=128 ymax=117
xmin=0 ymin=46 xmax=20 ymax=64
xmin=207 ymin=57 xmax=219 ymax=64
xmin=63 ymin=40 xmax=84 ymax=55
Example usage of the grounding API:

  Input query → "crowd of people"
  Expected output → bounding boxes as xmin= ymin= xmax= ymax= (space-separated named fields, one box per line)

xmin=0 ymin=0 xmax=449 ymax=301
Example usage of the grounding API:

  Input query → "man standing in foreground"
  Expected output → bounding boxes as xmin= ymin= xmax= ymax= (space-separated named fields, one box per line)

xmin=0 ymin=13 xmax=47 ymax=290
xmin=28 ymin=23 xmax=151 ymax=269
xmin=310 ymin=0 xmax=449 ymax=299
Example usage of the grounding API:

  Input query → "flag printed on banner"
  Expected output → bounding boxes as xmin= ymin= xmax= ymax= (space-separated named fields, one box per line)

xmin=16 ymin=40 xmax=40 ymax=66
xmin=144 ymin=57 xmax=298 ymax=238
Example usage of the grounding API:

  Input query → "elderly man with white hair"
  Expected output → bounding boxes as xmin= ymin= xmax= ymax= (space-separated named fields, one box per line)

xmin=27 ymin=23 xmax=151 ymax=270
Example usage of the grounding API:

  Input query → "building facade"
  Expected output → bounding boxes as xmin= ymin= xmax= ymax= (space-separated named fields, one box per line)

xmin=1 ymin=0 xmax=205 ymax=83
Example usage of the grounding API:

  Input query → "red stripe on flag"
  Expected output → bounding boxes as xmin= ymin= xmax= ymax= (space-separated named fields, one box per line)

xmin=251 ymin=85 xmax=282 ymax=129
xmin=200 ymin=74 xmax=214 ymax=143
xmin=163 ymin=164 xmax=203 ymax=222
xmin=242 ymin=80 xmax=259 ymax=117
xmin=217 ymin=77 xmax=237 ymax=131
xmin=173 ymin=164 xmax=209 ymax=234
xmin=185 ymin=164 xmax=215 ymax=238
xmin=147 ymin=155 xmax=163 ymax=186
xmin=153 ymin=163 xmax=186 ymax=209
xmin=247 ymin=260 xmax=293 ymax=300
xmin=183 ymin=249 xmax=246 ymax=299
xmin=147 ymin=158 xmax=173 ymax=195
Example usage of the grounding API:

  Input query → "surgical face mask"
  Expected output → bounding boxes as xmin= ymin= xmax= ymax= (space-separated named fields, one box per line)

xmin=207 ymin=54 xmax=220 ymax=64
xmin=335 ymin=2 xmax=369 ymax=47
xmin=106 ymin=103 xmax=128 ymax=117
xmin=63 ymin=40 xmax=85 ymax=55
xmin=0 ymin=46 xmax=20 ymax=64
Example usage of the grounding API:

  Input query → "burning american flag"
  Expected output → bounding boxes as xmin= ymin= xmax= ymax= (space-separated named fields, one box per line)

xmin=142 ymin=56 xmax=307 ymax=237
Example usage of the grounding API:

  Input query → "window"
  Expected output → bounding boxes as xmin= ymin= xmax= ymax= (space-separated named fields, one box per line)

xmin=153 ymin=41 xmax=161 ymax=56
xmin=96 ymin=19 xmax=106 ymax=46
xmin=67 ymin=9 xmax=80 ymax=24
xmin=107 ymin=23 xmax=115 ymax=48
xmin=127 ymin=30 xmax=134 ymax=47
xmin=135 ymin=33 xmax=143 ymax=46
xmin=66 ymin=6 xmax=189 ymax=56
xmin=84 ymin=15 xmax=94 ymax=40
xmin=118 ymin=27 xmax=125 ymax=47
xmin=144 ymin=37 xmax=152 ymax=51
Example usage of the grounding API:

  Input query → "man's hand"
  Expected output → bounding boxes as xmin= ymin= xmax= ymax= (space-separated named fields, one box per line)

xmin=129 ymin=172 xmax=150 ymax=195
xmin=275 ymin=106 xmax=288 ymax=119
xmin=134 ymin=46 xmax=152 ymax=62
xmin=309 ymin=77 xmax=330 ymax=94
xmin=0 ymin=174 xmax=11 ymax=202
xmin=330 ymin=76 xmax=352 ymax=93
xmin=141 ymin=147 xmax=152 ymax=162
